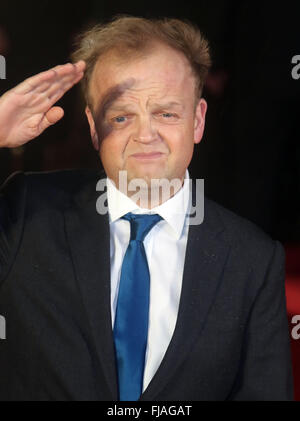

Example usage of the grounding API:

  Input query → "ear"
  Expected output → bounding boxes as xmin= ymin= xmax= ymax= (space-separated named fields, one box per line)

xmin=85 ymin=106 xmax=99 ymax=151
xmin=193 ymin=98 xmax=207 ymax=144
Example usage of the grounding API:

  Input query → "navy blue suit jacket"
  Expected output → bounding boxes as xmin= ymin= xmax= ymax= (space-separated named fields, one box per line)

xmin=0 ymin=169 xmax=294 ymax=400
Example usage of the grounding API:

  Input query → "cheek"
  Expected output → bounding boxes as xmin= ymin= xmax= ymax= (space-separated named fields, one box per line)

xmin=99 ymin=136 xmax=116 ymax=159
xmin=95 ymin=117 xmax=114 ymax=145
xmin=99 ymin=132 xmax=126 ymax=168
xmin=161 ymin=124 xmax=194 ymax=155
xmin=166 ymin=126 xmax=195 ymax=173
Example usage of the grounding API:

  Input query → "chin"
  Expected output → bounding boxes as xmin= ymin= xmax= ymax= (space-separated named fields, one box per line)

xmin=130 ymin=171 xmax=167 ymax=184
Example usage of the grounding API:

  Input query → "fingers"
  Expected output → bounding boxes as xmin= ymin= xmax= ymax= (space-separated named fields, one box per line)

xmin=33 ymin=70 xmax=83 ymax=100
xmin=47 ymin=69 xmax=84 ymax=100
xmin=34 ymin=71 xmax=84 ymax=109
xmin=73 ymin=60 xmax=86 ymax=72
xmin=14 ymin=61 xmax=86 ymax=95
xmin=15 ymin=70 xmax=58 ymax=94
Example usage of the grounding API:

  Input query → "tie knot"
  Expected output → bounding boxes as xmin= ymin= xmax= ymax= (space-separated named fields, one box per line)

xmin=122 ymin=212 xmax=162 ymax=242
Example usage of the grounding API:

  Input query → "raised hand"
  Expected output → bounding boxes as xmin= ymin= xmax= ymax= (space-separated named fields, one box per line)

xmin=0 ymin=61 xmax=86 ymax=148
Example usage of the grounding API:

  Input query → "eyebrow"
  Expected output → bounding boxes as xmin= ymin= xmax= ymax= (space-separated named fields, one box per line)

xmin=150 ymin=101 xmax=184 ymax=111
xmin=105 ymin=101 xmax=185 ymax=114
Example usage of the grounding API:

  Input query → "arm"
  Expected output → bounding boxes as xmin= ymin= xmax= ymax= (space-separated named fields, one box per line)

xmin=0 ymin=60 xmax=85 ymax=281
xmin=0 ymin=172 xmax=27 ymax=285
xmin=229 ymin=241 xmax=294 ymax=400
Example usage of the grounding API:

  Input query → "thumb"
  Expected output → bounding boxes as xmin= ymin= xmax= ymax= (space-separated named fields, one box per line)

xmin=45 ymin=106 xmax=64 ymax=125
xmin=39 ymin=106 xmax=64 ymax=133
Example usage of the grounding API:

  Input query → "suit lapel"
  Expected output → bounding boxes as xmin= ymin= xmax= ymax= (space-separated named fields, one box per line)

xmin=140 ymin=181 xmax=231 ymax=401
xmin=63 ymin=170 xmax=118 ymax=400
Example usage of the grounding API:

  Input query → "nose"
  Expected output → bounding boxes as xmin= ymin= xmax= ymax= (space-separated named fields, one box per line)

xmin=133 ymin=115 xmax=157 ymax=144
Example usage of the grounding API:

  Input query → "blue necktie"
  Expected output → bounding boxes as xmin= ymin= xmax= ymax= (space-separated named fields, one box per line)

xmin=113 ymin=212 xmax=162 ymax=401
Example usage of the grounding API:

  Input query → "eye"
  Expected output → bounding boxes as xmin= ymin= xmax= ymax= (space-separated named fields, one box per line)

xmin=162 ymin=113 xmax=175 ymax=118
xmin=109 ymin=114 xmax=133 ymax=128
xmin=114 ymin=116 xmax=127 ymax=123
xmin=157 ymin=112 xmax=179 ymax=122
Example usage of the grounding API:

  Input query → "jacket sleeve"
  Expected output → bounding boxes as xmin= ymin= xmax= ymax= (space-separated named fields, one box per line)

xmin=0 ymin=172 xmax=27 ymax=286
xmin=229 ymin=240 xmax=294 ymax=400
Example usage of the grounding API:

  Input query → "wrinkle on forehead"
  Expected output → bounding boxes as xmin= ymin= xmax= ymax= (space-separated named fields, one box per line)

xmin=96 ymin=78 xmax=136 ymax=117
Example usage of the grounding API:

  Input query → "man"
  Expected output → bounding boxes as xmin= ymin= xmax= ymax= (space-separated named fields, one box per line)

xmin=0 ymin=16 xmax=294 ymax=400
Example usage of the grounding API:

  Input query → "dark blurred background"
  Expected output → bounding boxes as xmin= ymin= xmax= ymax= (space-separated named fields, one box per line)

xmin=1 ymin=0 xmax=300 ymax=398
xmin=1 ymin=0 xmax=300 ymax=242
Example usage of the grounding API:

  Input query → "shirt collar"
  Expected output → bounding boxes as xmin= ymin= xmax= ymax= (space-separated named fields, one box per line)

xmin=106 ymin=169 xmax=190 ymax=240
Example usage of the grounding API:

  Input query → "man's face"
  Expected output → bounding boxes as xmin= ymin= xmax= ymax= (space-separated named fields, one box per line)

xmin=86 ymin=44 xmax=207 ymax=190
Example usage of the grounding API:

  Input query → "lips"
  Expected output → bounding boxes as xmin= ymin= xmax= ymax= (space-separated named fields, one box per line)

xmin=131 ymin=152 xmax=164 ymax=159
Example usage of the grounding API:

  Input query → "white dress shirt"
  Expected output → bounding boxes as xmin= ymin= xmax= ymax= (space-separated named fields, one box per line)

xmin=107 ymin=170 xmax=190 ymax=391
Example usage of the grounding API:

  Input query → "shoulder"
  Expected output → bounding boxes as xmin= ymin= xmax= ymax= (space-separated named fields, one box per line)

xmin=0 ymin=169 xmax=106 ymax=282
xmin=24 ymin=167 xmax=104 ymax=196
xmin=203 ymin=197 xmax=284 ymax=267
xmin=1 ymin=168 xmax=106 ymax=211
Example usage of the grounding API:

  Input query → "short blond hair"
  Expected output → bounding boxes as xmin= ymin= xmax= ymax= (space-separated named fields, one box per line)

xmin=71 ymin=15 xmax=212 ymax=107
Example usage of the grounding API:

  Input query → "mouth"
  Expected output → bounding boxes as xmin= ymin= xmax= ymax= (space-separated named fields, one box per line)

xmin=130 ymin=152 xmax=165 ymax=160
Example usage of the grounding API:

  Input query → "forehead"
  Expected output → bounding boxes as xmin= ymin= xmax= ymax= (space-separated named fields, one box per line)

xmin=89 ymin=45 xmax=196 ymax=107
